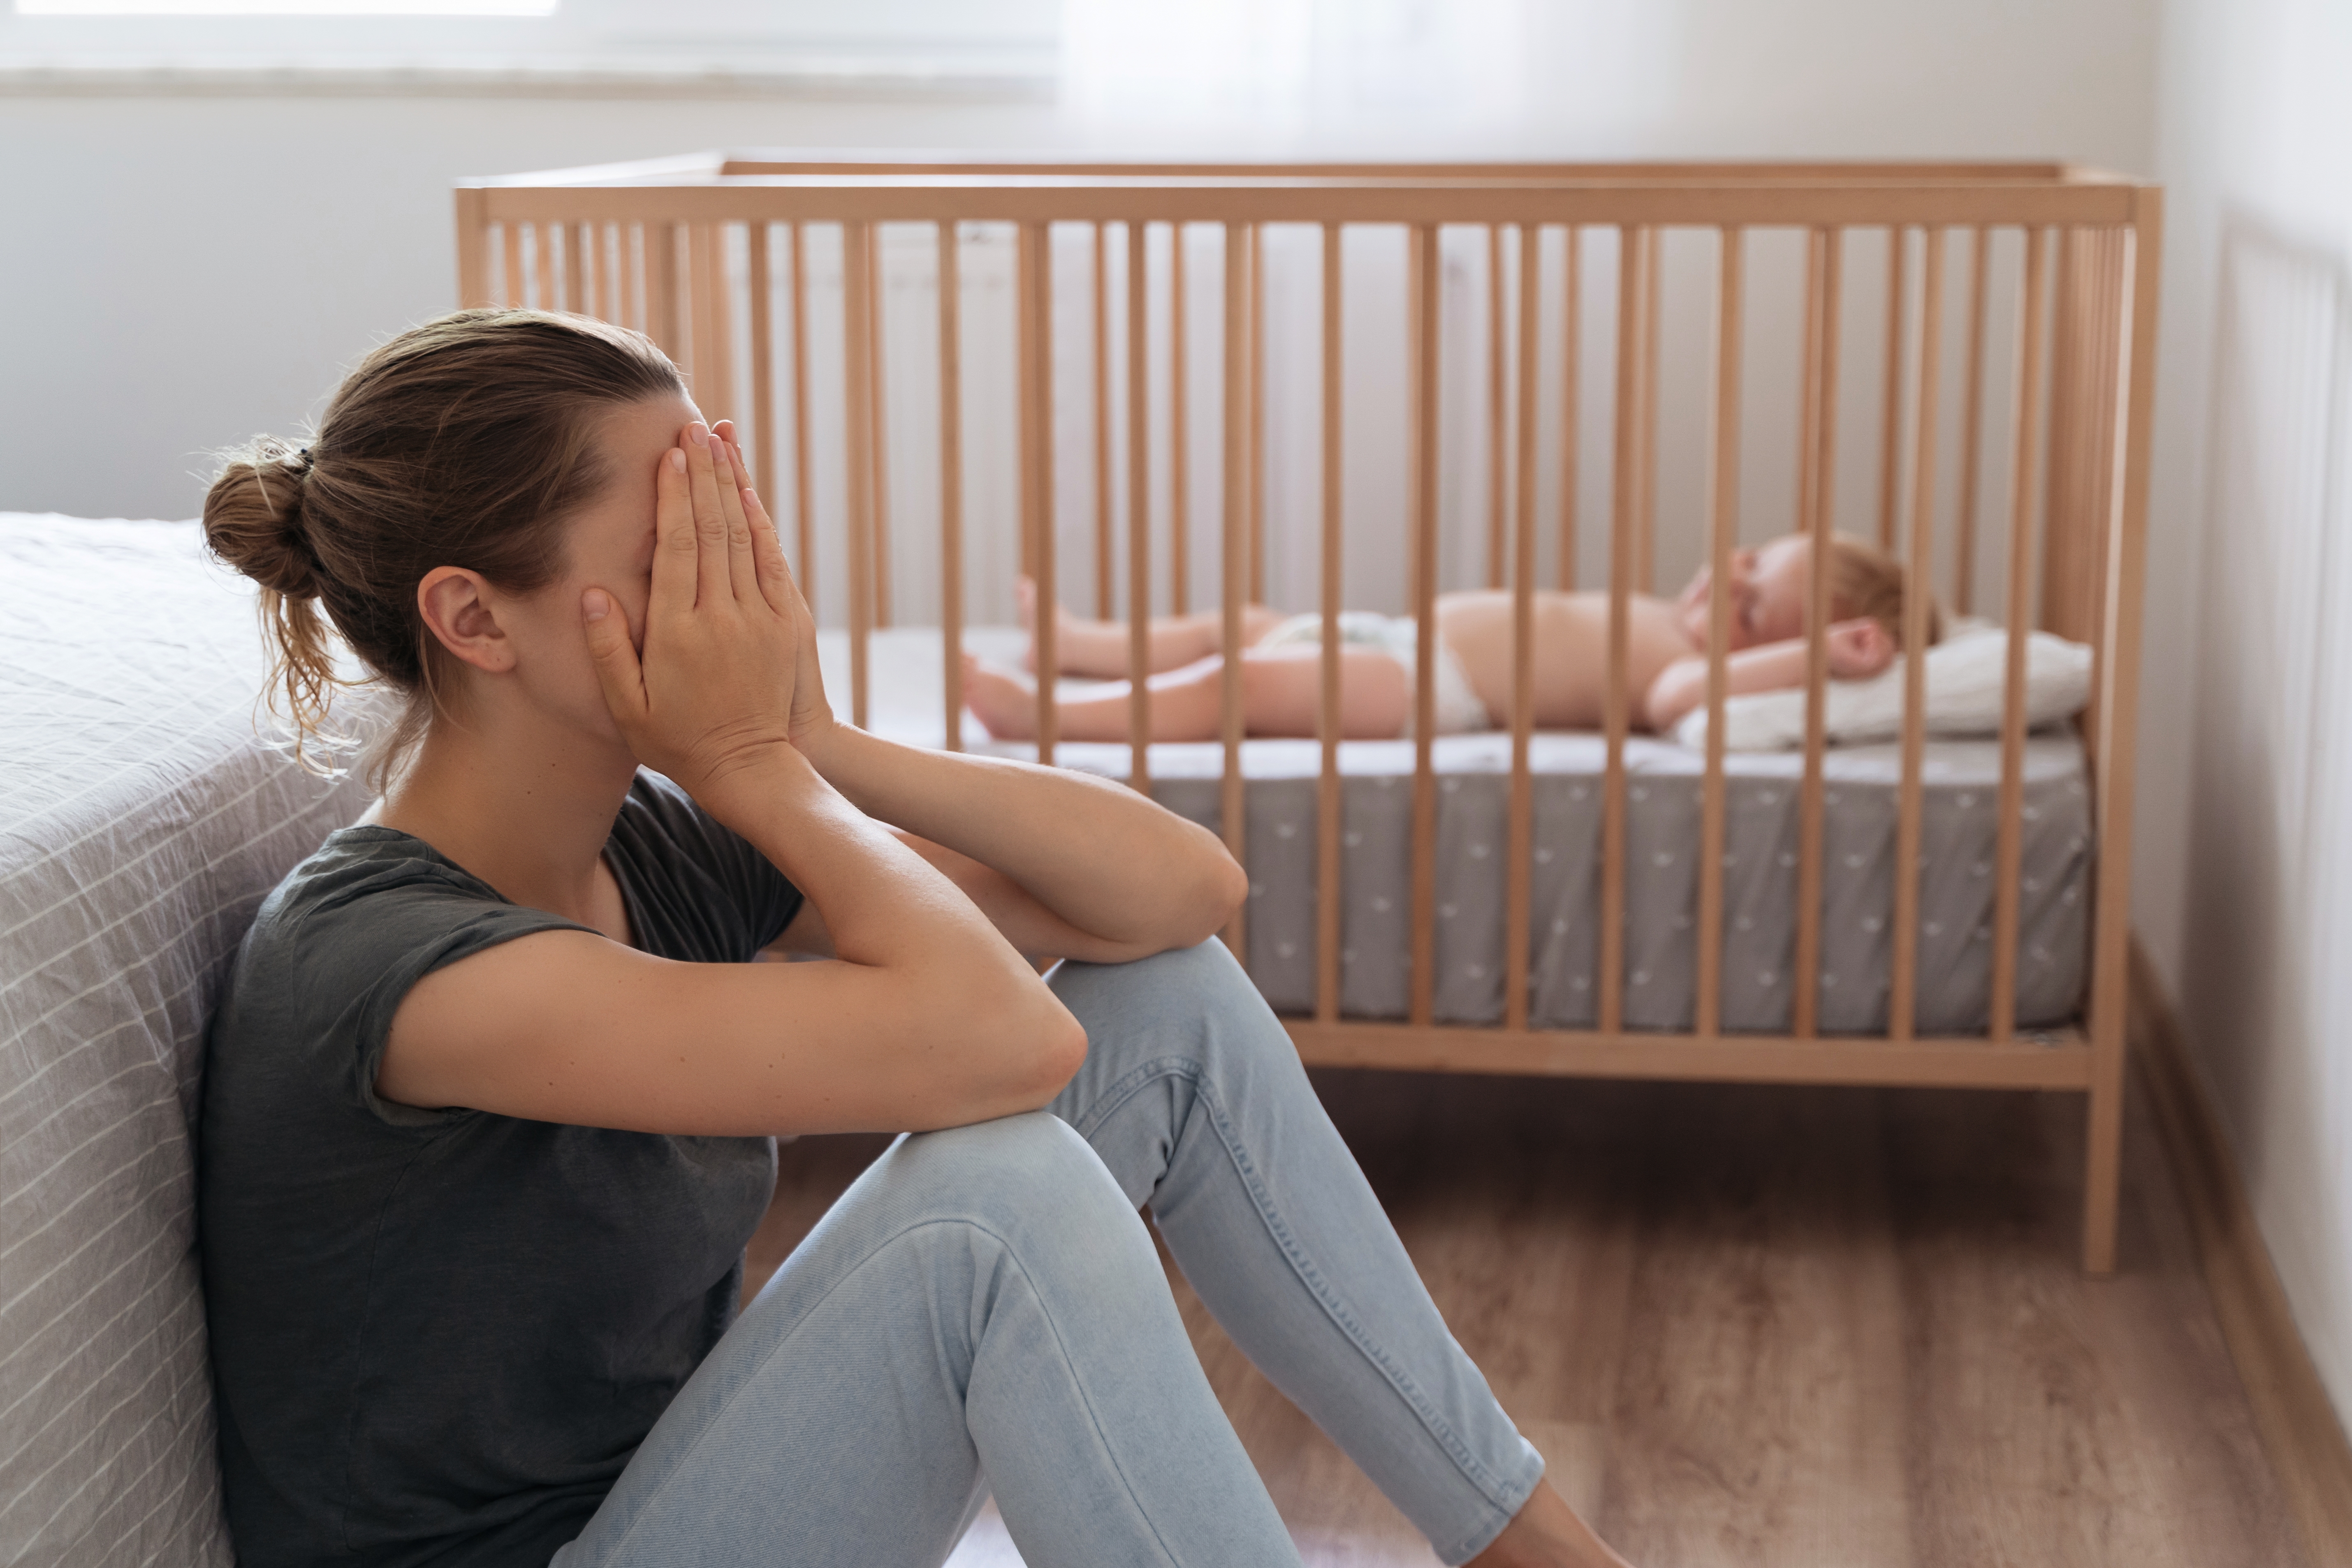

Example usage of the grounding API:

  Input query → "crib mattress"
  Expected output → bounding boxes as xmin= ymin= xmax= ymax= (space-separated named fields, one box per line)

xmin=822 ymin=626 xmax=2092 ymax=1033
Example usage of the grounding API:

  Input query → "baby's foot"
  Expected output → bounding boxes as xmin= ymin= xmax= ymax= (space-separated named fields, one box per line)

xmin=1014 ymin=575 xmax=1085 ymax=673
xmin=962 ymin=653 xmax=1040 ymax=740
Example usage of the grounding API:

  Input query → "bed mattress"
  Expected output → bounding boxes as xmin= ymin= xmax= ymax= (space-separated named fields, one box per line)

xmin=0 ymin=515 xmax=371 ymax=1567
xmin=823 ymin=626 xmax=2092 ymax=1033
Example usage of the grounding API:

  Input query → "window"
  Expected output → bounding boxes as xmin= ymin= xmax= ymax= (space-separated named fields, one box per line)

xmin=0 ymin=0 xmax=1055 ymax=91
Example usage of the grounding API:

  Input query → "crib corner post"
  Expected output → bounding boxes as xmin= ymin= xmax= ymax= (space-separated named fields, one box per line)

xmin=2081 ymin=187 xmax=2163 ymax=1280
xmin=2082 ymin=1038 xmax=2125 ymax=1275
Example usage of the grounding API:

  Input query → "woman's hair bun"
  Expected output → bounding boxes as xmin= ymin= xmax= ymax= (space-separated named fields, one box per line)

xmin=203 ymin=437 xmax=322 ymax=600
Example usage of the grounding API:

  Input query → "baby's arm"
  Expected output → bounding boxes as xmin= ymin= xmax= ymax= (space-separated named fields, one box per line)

xmin=1642 ymin=618 xmax=1894 ymax=732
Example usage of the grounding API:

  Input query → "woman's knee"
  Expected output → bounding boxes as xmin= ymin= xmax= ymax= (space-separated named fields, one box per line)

xmin=885 ymin=1112 xmax=1138 ymax=1238
xmin=1052 ymin=939 xmax=1294 ymax=1083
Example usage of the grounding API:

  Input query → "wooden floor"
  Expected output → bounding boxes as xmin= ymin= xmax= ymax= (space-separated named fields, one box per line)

xmin=744 ymin=1063 xmax=2306 ymax=1567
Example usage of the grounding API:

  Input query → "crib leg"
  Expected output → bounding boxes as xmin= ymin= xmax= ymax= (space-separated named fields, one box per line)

xmin=2081 ymin=1021 xmax=2127 ymax=1275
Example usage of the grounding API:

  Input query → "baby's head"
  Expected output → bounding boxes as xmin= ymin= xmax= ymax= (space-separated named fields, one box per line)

xmin=1675 ymin=533 xmax=1942 ymax=652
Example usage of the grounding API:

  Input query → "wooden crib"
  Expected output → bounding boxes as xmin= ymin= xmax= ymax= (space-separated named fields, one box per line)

xmin=453 ymin=155 xmax=2160 ymax=1270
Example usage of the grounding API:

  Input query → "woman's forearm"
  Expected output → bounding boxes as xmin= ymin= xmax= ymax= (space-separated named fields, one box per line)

xmin=707 ymin=750 xmax=1028 ymax=980
xmin=798 ymin=723 xmax=1244 ymax=951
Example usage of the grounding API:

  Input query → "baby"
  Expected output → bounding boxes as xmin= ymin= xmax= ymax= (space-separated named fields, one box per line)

xmin=963 ymin=532 xmax=1940 ymax=743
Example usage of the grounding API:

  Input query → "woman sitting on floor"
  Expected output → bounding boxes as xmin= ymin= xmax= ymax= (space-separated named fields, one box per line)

xmin=964 ymin=533 xmax=1940 ymax=743
xmin=197 ymin=308 xmax=1637 ymax=1568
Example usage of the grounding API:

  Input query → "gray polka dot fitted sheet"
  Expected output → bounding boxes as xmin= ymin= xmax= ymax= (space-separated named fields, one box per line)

xmin=824 ymin=627 xmax=2092 ymax=1035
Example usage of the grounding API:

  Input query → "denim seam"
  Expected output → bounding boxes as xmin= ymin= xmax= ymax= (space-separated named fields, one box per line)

xmin=586 ymin=1211 xmax=1189 ymax=1568
xmin=1069 ymin=1054 xmax=1519 ymax=1519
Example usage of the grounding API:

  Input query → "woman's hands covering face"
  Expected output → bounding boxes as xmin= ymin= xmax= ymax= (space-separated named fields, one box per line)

xmin=580 ymin=421 xmax=833 ymax=802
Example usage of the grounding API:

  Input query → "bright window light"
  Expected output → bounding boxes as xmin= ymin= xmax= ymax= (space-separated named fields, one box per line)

xmin=14 ymin=0 xmax=555 ymax=13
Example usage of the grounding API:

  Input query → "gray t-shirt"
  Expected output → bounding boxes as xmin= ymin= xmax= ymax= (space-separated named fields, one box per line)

xmin=199 ymin=772 xmax=802 ymax=1568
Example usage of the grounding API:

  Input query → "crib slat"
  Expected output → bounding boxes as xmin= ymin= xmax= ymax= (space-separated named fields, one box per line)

xmin=1697 ymin=227 xmax=1744 ymax=1039
xmin=1249 ymin=223 xmax=1268 ymax=606
xmin=578 ymin=222 xmax=596 ymax=318
xmin=687 ymin=224 xmax=719 ymax=417
xmin=1991 ymin=225 xmax=2051 ymax=1040
xmin=711 ymin=226 xmax=736 ymax=425
xmin=1599 ymin=225 xmax=1646 ymax=1035
xmin=940 ymin=220 xmax=967 ymax=755
xmin=1637 ymin=229 xmax=1663 ymax=593
xmin=867 ymin=229 xmax=892 ymax=630
xmin=1170 ymin=225 xmax=1191 ymax=616
xmin=843 ymin=222 xmax=876 ymax=732
xmin=1557 ymin=225 xmax=1582 ymax=592
xmin=1409 ymin=222 xmax=1441 ymax=1027
xmin=1891 ymin=228 xmax=1946 ymax=1041
xmin=649 ymin=225 xmax=681 ymax=361
xmin=748 ymin=221 xmax=775 ymax=497
xmin=1020 ymin=220 xmax=1059 ymax=763
xmin=788 ymin=224 xmax=816 ymax=618
xmin=1877 ymin=227 xmax=1907 ymax=551
xmin=712 ymin=226 xmax=737 ymax=427
xmin=1489 ymin=224 xmax=1509 ymax=591
xmin=456 ymin=190 xmax=492 ymax=308
xmin=1094 ymin=222 xmax=1116 ymax=621
xmin=1128 ymin=220 xmax=1154 ymax=792
xmin=1317 ymin=222 xmax=1345 ymax=1024
xmin=1954 ymin=226 xmax=1993 ymax=616
xmin=1506 ymin=223 xmax=1541 ymax=1033
xmin=535 ymin=222 xmax=557 ymax=316
xmin=2042 ymin=227 xmax=2080 ymax=640
xmin=596 ymin=223 xmax=619 ymax=324
xmin=621 ymin=224 xmax=644 ymax=334
xmin=501 ymin=222 xmax=524 ymax=309
xmin=1792 ymin=227 xmax=1844 ymax=1038
xmin=1222 ymin=222 xmax=1253 ymax=959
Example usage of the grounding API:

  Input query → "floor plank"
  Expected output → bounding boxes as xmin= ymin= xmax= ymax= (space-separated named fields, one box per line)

xmin=753 ymin=1069 xmax=2308 ymax=1568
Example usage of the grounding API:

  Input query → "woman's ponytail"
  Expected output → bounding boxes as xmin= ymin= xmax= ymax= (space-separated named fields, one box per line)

xmin=203 ymin=438 xmax=345 ymax=771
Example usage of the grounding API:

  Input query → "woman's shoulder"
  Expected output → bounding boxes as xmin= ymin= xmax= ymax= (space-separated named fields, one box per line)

xmin=211 ymin=826 xmax=587 ymax=1130
xmin=245 ymin=824 xmax=521 ymax=959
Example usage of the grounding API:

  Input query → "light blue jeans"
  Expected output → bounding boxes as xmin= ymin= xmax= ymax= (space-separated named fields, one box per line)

xmin=551 ymin=939 xmax=1543 ymax=1568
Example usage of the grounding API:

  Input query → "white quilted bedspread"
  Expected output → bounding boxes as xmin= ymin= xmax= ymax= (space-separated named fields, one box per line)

xmin=0 ymin=515 xmax=371 ymax=1567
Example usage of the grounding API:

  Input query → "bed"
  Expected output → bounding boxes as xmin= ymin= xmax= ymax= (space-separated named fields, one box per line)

xmin=0 ymin=514 xmax=372 ymax=1566
xmin=454 ymin=155 xmax=2160 ymax=1270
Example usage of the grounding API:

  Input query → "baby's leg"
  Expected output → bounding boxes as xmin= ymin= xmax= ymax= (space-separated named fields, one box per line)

xmin=1020 ymin=577 xmax=1283 ymax=677
xmin=964 ymin=645 xmax=1409 ymax=743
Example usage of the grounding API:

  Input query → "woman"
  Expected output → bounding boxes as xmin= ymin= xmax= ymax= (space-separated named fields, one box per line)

xmin=198 ymin=309 xmax=1636 ymax=1568
xmin=963 ymin=535 xmax=1929 ymax=743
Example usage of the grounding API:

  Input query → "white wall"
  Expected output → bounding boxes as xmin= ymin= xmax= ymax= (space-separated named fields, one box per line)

xmin=1 ymin=0 xmax=2155 ymax=523
xmin=2148 ymin=0 xmax=2352 ymax=1426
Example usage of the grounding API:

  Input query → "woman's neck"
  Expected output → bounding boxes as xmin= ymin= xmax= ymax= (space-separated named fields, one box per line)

xmin=373 ymin=703 xmax=640 ymax=929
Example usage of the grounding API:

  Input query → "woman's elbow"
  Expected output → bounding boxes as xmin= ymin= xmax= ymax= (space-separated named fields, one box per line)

xmin=982 ymin=970 xmax=1089 ymax=1095
xmin=1198 ymin=850 xmax=1249 ymax=939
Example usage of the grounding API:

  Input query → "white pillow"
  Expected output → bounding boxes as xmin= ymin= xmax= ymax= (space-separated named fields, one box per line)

xmin=1669 ymin=623 xmax=2094 ymax=752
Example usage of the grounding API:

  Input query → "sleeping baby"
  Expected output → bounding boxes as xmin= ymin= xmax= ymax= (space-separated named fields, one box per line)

xmin=962 ymin=531 xmax=1942 ymax=743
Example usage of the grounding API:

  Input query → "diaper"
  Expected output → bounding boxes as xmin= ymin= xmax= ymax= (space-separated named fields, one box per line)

xmin=1259 ymin=611 xmax=1492 ymax=737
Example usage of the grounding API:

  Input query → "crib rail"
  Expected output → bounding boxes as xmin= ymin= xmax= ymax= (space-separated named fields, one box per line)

xmin=454 ymin=157 xmax=2159 ymax=1269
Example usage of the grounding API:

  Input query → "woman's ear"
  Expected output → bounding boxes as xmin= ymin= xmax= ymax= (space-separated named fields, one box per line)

xmin=416 ymin=567 xmax=515 ymax=674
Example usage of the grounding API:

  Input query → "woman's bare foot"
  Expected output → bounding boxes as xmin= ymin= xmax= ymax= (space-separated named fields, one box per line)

xmin=1466 ymin=1481 xmax=1637 ymax=1568
xmin=962 ymin=653 xmax=1040 ymax=740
